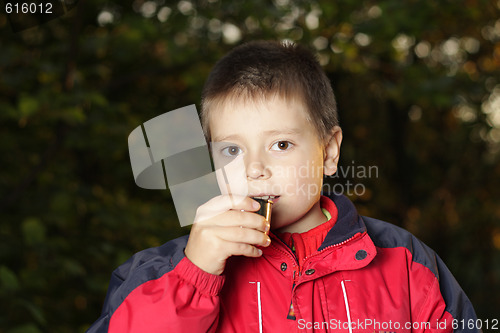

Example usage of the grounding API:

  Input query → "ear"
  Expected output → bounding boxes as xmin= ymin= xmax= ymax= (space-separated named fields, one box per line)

xmin=323 ymin=126 xmax=343 ymax=176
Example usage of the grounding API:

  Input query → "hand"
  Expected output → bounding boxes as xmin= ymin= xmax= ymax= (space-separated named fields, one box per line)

xmin=184 ymin=195 xmax=271 ymax=275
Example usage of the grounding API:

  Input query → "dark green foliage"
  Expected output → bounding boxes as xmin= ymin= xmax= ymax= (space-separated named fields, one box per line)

xmin=0 ymin=0 xmax=499 ymax=332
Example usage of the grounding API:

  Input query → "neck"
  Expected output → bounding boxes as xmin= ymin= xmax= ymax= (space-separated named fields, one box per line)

xmin=275 ymin=200 xmax=327 ymax=234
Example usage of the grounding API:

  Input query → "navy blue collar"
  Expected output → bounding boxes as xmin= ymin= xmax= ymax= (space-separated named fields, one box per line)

xmin=318 ymin=193 xmax=366 ymax=251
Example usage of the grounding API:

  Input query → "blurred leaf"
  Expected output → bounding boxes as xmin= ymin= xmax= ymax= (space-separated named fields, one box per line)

xmin=21 ymin=218 xmax=46 ymax=246
xmin=0 ymin=266 xmax=19 ymax=291
xmin=18 ymin=95 xmax=38 ymax=117
xmin=18 ymin=300 xmax=46 ymax=326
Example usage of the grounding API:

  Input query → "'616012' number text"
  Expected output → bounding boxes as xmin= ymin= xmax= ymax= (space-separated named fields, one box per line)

xmin=5 ymin=2 xmax=53 ymax=14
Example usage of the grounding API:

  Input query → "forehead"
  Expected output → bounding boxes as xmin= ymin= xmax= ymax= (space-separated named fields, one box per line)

xmin=209 ymin=95 xmax=315 ymax=140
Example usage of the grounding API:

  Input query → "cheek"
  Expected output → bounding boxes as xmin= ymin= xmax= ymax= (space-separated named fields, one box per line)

xmin=273 ymin=154 xmax=324 ymax=196
xmin=215 ymin=156 xmax=249 ymax=196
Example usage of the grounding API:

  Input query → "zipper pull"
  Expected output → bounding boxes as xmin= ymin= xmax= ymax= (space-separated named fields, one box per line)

xmin=286 ymin=299 xmax=296 ymax=320
xmin=287 ymin=269 xmax=298 ymax=320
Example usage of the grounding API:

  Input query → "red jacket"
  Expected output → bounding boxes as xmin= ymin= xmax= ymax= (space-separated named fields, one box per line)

xmin=87 ymin=194 xmax=478 ymax=332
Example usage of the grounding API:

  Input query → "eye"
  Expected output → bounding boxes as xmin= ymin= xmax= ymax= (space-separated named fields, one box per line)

xmin=220 ymin=145 xmax=242 ymax=157
xmin=271 ymin=141 xmax=293 ymax=151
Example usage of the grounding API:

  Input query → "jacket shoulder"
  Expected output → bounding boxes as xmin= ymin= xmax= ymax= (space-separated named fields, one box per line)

xmin=361 ymin=216 xmax=478 ymax=325
xmin=362 ymin=216 xmax=440 ymax=277
xmin=113 ymin=234 xmax=189 ymax=282
xmin=101 ymin=234 xmax=189 ymax=313
xmin=89 ymin=235 xmax=196 ymax=331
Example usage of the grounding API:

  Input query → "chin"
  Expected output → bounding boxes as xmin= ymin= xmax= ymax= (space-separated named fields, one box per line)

xmin=270 ymin=212 xmax=299 ymax=231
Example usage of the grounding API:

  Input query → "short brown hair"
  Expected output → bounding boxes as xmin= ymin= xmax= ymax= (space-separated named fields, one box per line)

xmin=200 ymin=40 xmax=339 ymax=142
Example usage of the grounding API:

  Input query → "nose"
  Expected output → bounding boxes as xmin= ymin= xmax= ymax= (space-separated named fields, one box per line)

xmin=245 ymin=152 xmax=271 ymax=180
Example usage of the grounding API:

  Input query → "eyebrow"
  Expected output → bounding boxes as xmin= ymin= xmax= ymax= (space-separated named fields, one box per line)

xmin=263 ymin=128 xmax=303 ymax=136
xmin=212 ymin=128 xmax=303 ymax=142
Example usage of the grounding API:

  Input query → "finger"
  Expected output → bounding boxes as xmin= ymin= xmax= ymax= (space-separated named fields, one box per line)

xmin=214 ymin=194 xmax=261 ymax=212
xmin=224 ymin=242 xmax=264 ymax=258
xmin=209 ymin=210 xmax=269 ymax=232
xmin=195 ymin=195 xmax=260 ymax=223
xmin=217 ymin=227 xmax=271 ymax=248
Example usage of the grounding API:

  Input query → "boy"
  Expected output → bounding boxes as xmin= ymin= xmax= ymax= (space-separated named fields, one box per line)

xmin=87 ymin=41 xmax=478 ymax=332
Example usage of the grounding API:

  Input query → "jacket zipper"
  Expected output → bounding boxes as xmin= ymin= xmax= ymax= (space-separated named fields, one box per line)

xmin=286 ymin=270 xmax=298 ymax=320
xmin=288 ymin=237 xmax=301 ymax=320
xmin=270 ymin=233 xmax=300 ymax=320
xmin=270 ymin=231 xmax=364 ymax=321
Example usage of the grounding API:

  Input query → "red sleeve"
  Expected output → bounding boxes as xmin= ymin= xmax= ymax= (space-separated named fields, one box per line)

xmin=407 ymin=251 xmax=477 ymax=333
xmin=108 ymin=257 xmax=225 ymax=333
xmin=414 ymin=277 xmax=454 ymax=333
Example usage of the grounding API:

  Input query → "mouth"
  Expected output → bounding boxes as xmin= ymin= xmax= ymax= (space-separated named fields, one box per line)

xmin=251 ymin=195 xmax=280 ymax=203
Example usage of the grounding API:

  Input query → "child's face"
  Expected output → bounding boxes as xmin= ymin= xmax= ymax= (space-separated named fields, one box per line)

xmin=209 ymin=95 xmax=340 ymax=232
